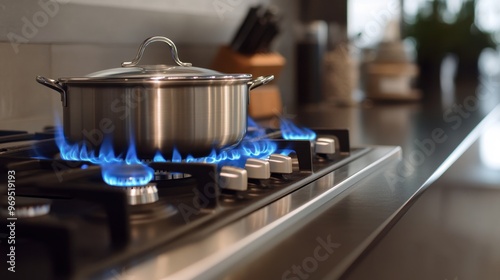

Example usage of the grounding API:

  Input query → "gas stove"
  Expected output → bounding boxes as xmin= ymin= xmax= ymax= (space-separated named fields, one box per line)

xmin=0 ymin=123 xmax=400 ymax=280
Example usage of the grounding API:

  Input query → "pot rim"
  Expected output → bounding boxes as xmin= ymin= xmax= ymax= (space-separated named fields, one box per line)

xmin=58 ymin=73 xmax=253 ymax=84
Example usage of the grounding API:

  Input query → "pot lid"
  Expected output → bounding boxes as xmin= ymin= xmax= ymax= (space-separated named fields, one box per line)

xmin=60 ymin=36 xmax=251 ymax=83
xmin=85 ymin=65 xmax=251 ymax=80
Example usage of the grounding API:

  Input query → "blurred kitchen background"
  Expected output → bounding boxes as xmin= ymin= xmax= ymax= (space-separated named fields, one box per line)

xmin=1 ymin=0 xmax=500 ymax=131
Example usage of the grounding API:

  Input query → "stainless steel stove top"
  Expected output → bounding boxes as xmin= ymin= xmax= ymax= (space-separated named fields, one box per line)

xmin=0 ymin=128 xmax=401 ymax=280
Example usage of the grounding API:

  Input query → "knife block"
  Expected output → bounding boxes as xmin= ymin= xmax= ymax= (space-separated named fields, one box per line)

xmin=211 ymin=46 xmax=285 ymax=118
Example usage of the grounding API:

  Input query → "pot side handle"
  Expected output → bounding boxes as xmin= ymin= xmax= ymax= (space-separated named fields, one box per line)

xmin=36 ymin=76 xmax=67 ymax=107
xmin=248 ymin=75 xmax=274 ymax=91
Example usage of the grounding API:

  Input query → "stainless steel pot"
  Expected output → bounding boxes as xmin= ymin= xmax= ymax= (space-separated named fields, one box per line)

xmin=37 ymin=36 xmax=274 ymax=158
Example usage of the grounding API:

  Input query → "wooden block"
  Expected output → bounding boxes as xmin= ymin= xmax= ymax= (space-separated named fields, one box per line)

xmin=211 ymin=46 xmax=284 ymax=117
xmin=211 ymin=46 xmax=285 ymax=80
xmin=248 ymin=85 xmax=282 ymax=118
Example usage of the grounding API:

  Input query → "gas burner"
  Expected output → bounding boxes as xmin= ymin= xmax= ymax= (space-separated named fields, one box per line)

xmin=101 ymin=163 xmax=155 ymax=187
xmin=123 ymin=183 xmax=159 ymax=205
xmin=1 ymin=197 xmax=51 ymax=218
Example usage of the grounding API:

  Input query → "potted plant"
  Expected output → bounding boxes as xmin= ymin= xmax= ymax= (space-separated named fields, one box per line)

xmin=404 ymin=0 xmax=495 ymax=88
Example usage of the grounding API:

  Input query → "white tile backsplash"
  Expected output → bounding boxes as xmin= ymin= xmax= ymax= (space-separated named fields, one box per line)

xmin=0 ymin=42 xmax=58 ymax=131
xmin=1 ymin=0 xmax=269 ymax=45
xmin=50 ymin=44 xmax=138 ymax=77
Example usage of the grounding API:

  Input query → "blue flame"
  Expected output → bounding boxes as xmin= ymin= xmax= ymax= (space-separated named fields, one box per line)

xmin=279 ymin=149 xmax=295 ymax=156
xmin=55 ymin=123 xmax=154 ymax=187
xmin=204 ymin=140 xmax=277 ymax=164
xmin=172 ymin=148 xmax=182 ymax=162
xmin=152 ymin=140 xmax=277 ymax=168
xmin=153 ymin=151 xmax=167 ymax=162
xmin=101 ymin=164 xmax=154 ymax=187
xmin=280 ymin=118 xmax=316 ymax=140
xmin=245 ymin=116 xmax=267 ymax=140
xmin=247 ymin=116 xmax=259 ymax=128
xmin=53 ymin=116 xmax=314 ymax=184
xmin=56 ymin=126 xmax=141 ymax=164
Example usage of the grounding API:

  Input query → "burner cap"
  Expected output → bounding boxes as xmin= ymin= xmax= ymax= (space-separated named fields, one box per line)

xmin=125 ymin=183 xmax=159 ymax=205
xmin=101 ymin=163 xmax=154 ymax=187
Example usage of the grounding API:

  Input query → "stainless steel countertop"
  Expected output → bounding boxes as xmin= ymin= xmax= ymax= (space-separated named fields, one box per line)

xmin=343 ymin=112 xmax=500 ymax=280
xmin=219 ymin=80 xmax=500 ymax=279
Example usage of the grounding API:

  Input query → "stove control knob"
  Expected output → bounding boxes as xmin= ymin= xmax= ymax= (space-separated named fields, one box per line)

xmin=268 ymin=154 xmax=293 ymax=174
xmin=315 ymin=137 xmax=336 ymax=155
xmin=220 ymin=166 xmax=248 ymax=191
xmin=245 ymin=158 xmax=271 ymax=179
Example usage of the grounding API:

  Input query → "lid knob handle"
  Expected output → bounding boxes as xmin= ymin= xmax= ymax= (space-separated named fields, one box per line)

xmin=122 ymin=36 xmax=192 ymax=67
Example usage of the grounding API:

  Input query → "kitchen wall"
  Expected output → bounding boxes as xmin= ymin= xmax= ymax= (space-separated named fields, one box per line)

xmin=0 ymin=0 xmax=299 ymax=132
